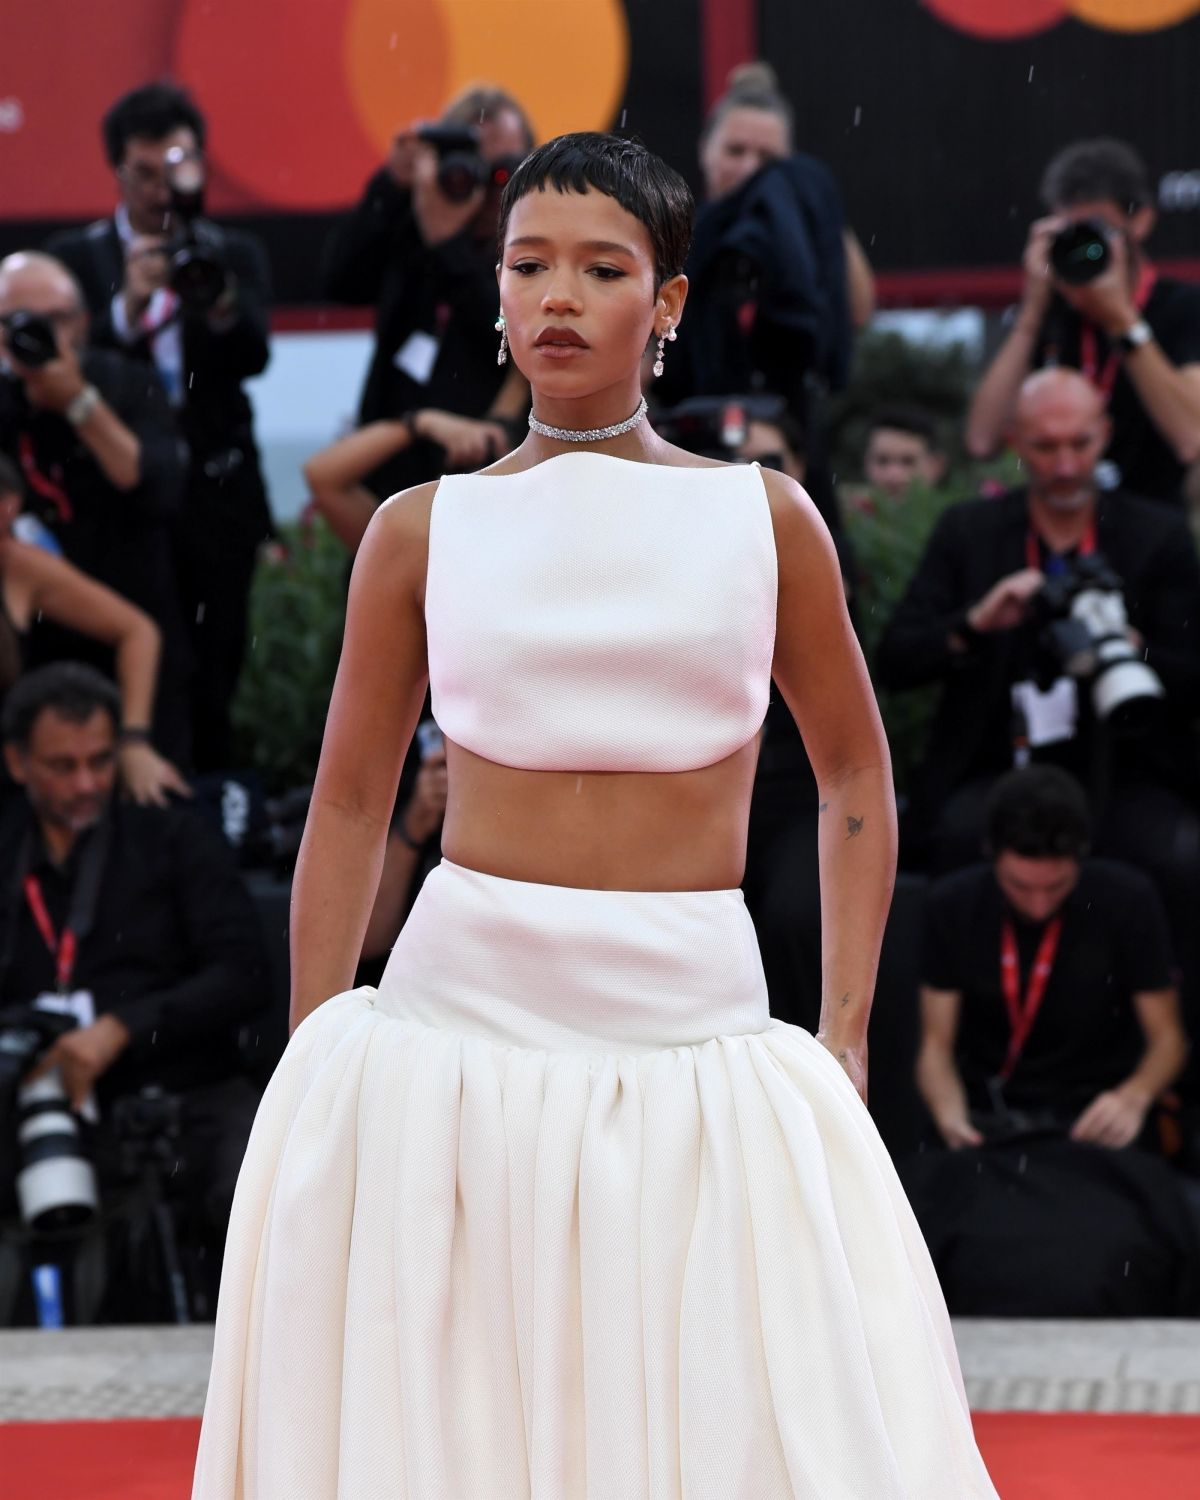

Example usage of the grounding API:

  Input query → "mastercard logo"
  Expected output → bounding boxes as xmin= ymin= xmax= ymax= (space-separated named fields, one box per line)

xmin=925 ymin=0 xmax=1200 ymax=38
xmin=175 ymin=0 xmax=630 ymax=211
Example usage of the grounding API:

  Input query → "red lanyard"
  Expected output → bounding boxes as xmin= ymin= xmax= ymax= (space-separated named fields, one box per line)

xmin=1079 ymin=263 xmax=1157 ymax=404
xmin=998 ymin=915 xmax=1063 ymax=1081
xmin=1025 ymin=517 xmax=1096 ymax=571
xmin=17 ymin=432 xmax=73 ymax=523
xmin=23 ymin=874 xmax=78 ymax=993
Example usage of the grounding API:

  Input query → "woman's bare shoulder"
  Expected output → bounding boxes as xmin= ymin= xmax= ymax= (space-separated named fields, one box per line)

xmin=754 ymin=466 xmax=831 ymax=543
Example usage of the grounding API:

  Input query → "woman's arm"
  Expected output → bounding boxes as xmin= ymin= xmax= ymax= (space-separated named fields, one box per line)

xmin=843 ymin=229 xmax=876 ymax=330
xmin=305 ymin=411 xmax=511 ymax=554
xmin=289 ymin=484 xmax=436 ymax=1029
xmin=8 ymin=542 xmax=188 ymax=804
xmin=761 ymin=468 xmax=897 ymax=1100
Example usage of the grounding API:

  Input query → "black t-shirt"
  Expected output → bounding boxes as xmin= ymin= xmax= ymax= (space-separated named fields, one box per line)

xmin=1035 ymin=276 xmax=1200 ymax=504
xmin=923 ymin=859 xmax=1172 ymax=1113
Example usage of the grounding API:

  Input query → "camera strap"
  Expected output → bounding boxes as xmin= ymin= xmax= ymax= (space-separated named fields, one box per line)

xmin=15 ymin=816 xmax=111 ymax=995
xmin=1026 ymin=518 xmax=1096 ymax=573
xmin=998 ymin=913 xmax=1063 ymax=1082
xmin=1079 ymin=263 xmax=1157 ymax=403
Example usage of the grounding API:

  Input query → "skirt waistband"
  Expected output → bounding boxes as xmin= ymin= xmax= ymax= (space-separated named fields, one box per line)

xmin=376 ymin=858 xmax=770 ymax=1052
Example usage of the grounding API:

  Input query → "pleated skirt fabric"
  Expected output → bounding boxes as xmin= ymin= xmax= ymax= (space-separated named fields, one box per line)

xmin=192 ymin=859 xmax=999 ymax=1499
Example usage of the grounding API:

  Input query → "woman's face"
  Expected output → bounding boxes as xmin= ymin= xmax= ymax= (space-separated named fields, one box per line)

xmin=499 ymin=186 xmax=676 ymax=403
xmin=700 ymin=106 xmax=789 ymax=201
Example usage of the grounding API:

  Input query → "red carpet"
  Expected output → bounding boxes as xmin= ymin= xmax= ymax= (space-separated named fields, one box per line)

xmin=1 ymin=1412 xmax=1198 ymax=1497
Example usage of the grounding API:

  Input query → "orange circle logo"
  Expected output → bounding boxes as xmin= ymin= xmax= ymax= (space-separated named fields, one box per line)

xmin=926 ymin=0 xmax=1200 ymax=36
xmin=174 ymin=0 xmax=629 ymax=211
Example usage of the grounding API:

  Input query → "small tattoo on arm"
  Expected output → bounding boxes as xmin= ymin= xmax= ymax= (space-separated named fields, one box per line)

xmin=839 ymin=993 xmax=850 ymax=1008
xmin=846 ymin=815 xmax=864 ymax=839
xmin=819 ymin=802 xmax=829 ymax=814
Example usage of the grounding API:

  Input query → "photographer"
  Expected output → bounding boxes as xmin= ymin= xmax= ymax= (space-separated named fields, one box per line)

xmin=966 ymin=138 xmax=1200 ymax=505
xmin=0 ymin=454 xmax=186 ymax=806
xmin=0 ymin=664 xmax=265 ymax=1299
xmin=879 ymin=369 xmax=1200 ymax=1070
xmin=657 ymin=63 xmax=870 ymax=539
xmin=359 ymin=720 xmax=447 ymax=975
xmin=48 ymin=83 xmax=275 ymax=772
xmin=321 ymin=86 xmax=533 ymax=503
xmin=905 ymin=767 xmax=1196 ymax=1317
xmin=0 ymin=252 xmax=191 ymax=764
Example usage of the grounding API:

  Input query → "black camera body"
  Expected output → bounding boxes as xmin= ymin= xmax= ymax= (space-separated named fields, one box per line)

xmin=1029 ymin=552 xmax=1164 ymax=726
xmin=1049 ymin=219 xmax=1113 ymax=286
xmin=655 ymin=394 xmax=791 ymax=466
xmin=162 ymin=146 xmax=227 ymax=313
xmin=0 ymin=310 xmax=60 ymax=369
xmin=416 ymin=124 xmax=523 ymax=204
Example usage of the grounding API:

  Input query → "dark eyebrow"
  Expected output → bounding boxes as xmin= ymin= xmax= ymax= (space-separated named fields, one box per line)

xmin=506 ymin=236 xmax=636 ymax=257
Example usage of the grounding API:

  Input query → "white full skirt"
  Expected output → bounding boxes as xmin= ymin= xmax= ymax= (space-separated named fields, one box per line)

xmin=192 ymin=859 xmax=999 ymax=1499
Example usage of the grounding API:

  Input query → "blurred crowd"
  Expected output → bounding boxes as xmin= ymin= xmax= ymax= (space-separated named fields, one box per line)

xmin=2 ymin=61 xmax=1200 ymax=1326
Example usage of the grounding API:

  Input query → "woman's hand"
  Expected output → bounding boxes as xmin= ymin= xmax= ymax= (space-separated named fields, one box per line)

xmin=413 ymin=410 xmax=509 ymax=469
xmin=816 ymin=1029 xmax=869 ymax=1105
xmin=118 ymin=742 xmax=192 ymax=807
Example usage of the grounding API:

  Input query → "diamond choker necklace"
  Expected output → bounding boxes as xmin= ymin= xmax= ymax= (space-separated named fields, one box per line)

xmin=527 ymin=397 xmax=648 ymax=443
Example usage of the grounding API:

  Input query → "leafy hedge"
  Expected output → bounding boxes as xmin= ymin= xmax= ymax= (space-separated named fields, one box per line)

xmin=230 ymin=517 xmax=347 ymax=793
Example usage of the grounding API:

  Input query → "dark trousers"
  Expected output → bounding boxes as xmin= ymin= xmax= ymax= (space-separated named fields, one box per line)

xmin=743 ymin=773 xmax=823 ymax=1033
xmin=174 ymin=459 xmax=270 ymax=773
xmin=901 ymin=1138 xmax=1200 ymax=1317
xmin=929 ymin=774 xmax=1200 ymax=1095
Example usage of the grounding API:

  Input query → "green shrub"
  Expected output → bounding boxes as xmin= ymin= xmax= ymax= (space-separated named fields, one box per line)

xmin=230 ymin=518 xmax=348 ymax=792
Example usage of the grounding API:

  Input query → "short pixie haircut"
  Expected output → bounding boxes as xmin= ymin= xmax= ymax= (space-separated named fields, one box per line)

xmin=497 ymin=132 xmax=694 ymax=287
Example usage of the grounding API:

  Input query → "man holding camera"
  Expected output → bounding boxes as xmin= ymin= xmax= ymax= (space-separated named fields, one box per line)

xmin=967 ymin=138 xmax=1200 ymax=505
xmin=0 ymin=664 xmax=266 ymax=1316
xmin=0 ymin=251 xmax=192 ymax=763
xmin=48 ymin=83 xmax=274 ymax=772
xmin=321 ymin=86 xmax=533 ymax=501
xmin=880 ymin=368 xmax=1200 ymax=1072
xmin=906 ymin=765 xmax=1196 ymax=1317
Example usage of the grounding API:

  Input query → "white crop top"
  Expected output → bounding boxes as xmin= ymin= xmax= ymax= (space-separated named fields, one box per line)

xmin=425 ymin=452 xmax=778 ymax=773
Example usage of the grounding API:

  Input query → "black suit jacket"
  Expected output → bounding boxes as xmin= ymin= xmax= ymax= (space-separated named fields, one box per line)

xmin=47 ymin=217 xmax=272 ymax=535
xmin=877 ymin=488 xmax=1200 ymax=809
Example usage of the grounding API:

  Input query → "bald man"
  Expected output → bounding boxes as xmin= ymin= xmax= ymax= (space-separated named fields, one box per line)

xmin=0 ymin=251 xmax=192 ymax=761
xmin=879 ymin=368 xmax=1200 ymax=1090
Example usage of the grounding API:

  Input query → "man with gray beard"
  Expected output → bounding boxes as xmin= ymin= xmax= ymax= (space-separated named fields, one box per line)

xmin=879 ymin=369 xmax=1200 ymax=1094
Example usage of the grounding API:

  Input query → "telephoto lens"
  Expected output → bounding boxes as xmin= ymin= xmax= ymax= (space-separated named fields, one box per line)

xmin=1050 ymin=220 xmax=1112 ymax=286
xmin=16 ymin=1068 xmax=99 ymax=1231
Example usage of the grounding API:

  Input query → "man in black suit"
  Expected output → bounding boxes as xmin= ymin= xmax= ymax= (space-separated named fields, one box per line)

xmin=879 ymin=367 xmax=1200 ymax=1077
xmin=48 ymin=83 xmax=273 ymax=772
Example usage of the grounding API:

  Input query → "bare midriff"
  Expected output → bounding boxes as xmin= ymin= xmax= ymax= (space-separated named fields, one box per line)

xmin=441 ymin=736 xmax=762 ymax=891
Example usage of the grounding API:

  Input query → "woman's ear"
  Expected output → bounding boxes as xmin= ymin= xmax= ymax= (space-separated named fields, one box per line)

xmin=658 ymin=273 xmax=688 ymax=331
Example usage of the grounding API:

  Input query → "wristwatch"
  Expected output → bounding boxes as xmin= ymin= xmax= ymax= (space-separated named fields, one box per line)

xmin=64 ymin=383 xmax=102 ymax=427
xmin=1115 ymin=319 xmax=1153 ymax=355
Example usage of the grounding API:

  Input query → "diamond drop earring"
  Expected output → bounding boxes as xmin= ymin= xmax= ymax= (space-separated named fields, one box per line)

xmin=495 ymin=313 xmax=508 ymax=366
xmin=653 ymin=322 xmax=677 ymax=378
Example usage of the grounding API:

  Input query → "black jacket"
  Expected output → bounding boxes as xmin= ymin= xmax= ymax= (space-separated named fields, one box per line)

xmin=0 ymin=799 xmax=267 ymax=1099
xmin=321 ymin=170 xmax=506 ymax=496
xmin=877 ymin=488 xmax=1200 ymax=808
xmin=658 ymin=154 xmax=851 ymax=418
xmin=0 ymin=348 xmax=187 ymax=636
xmin=47 ymin=216 xmax=272 ymax=534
